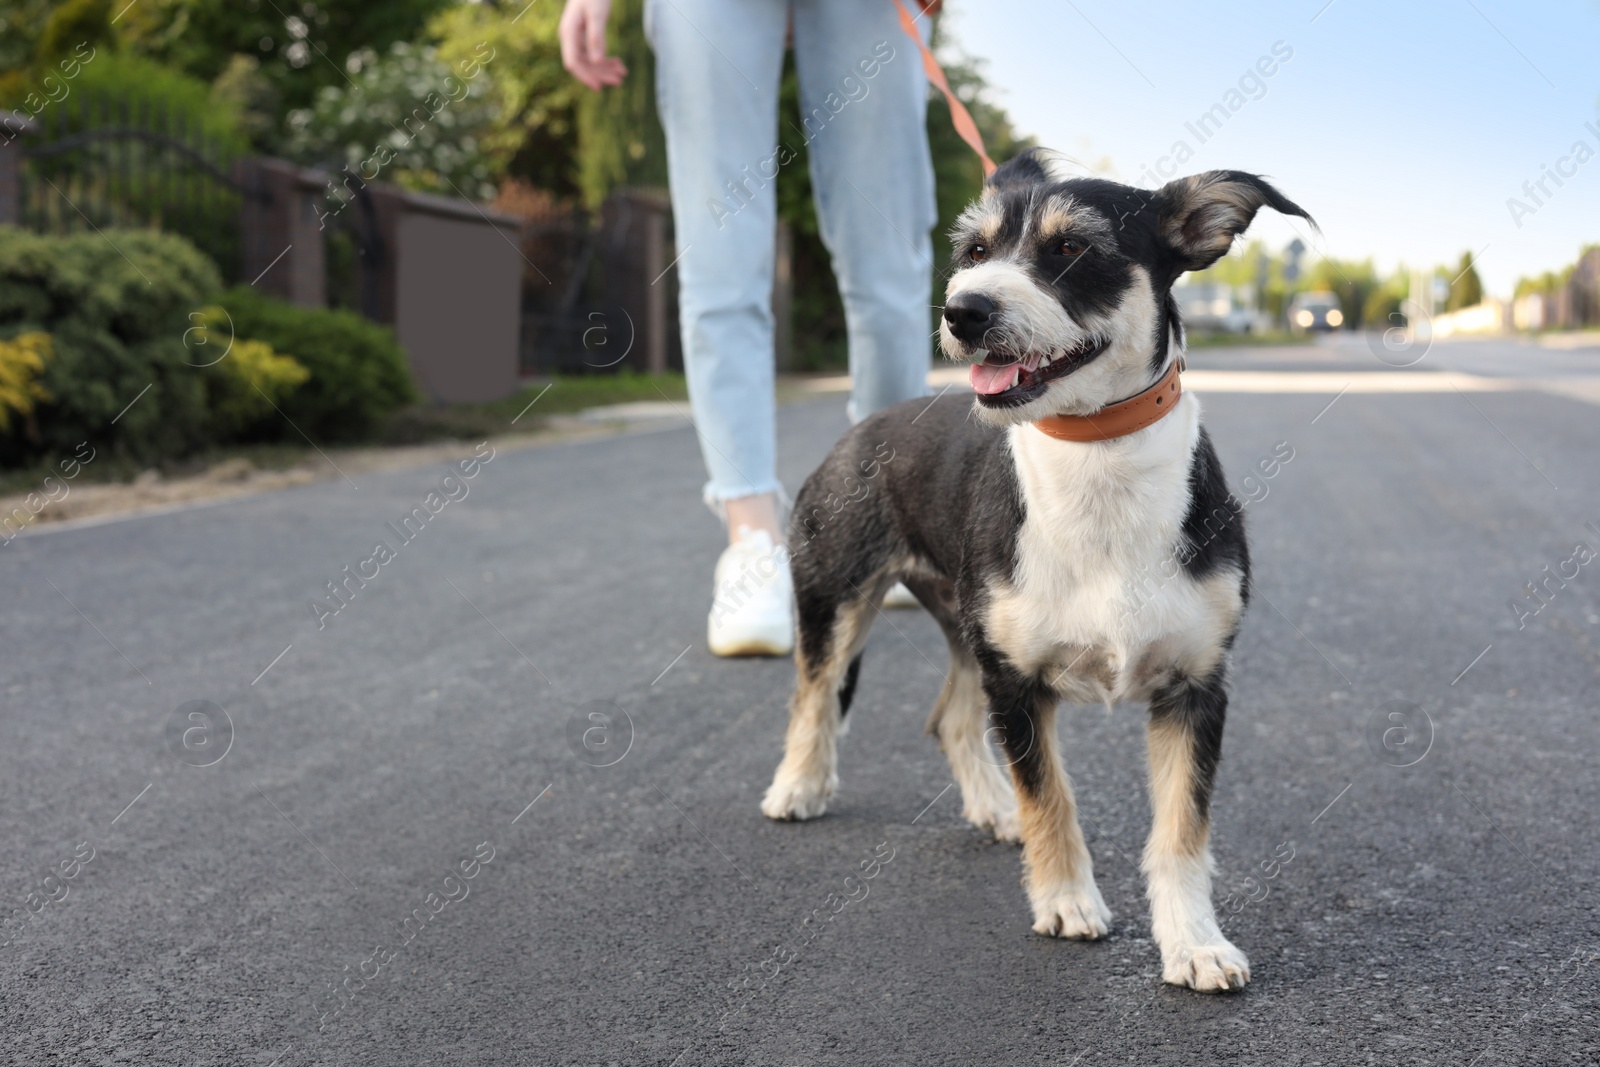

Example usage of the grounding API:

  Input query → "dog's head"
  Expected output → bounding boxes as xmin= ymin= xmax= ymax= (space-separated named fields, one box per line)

xmin=940 ymin=148 xmax=1313 ymax=422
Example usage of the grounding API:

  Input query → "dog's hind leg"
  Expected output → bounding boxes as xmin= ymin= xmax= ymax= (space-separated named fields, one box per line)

xmin=987 ymin=668 xmax=1111 ymax=939
xmin=912 ymin=576 xmax=1019 ymax=842
xmin=761 ymin=592 xmax=877 ymax=821
xmin=1143 ymin=667 xmax=1250 ymax=991
xmin=927 ymin=652 xmax=1020 ymax=842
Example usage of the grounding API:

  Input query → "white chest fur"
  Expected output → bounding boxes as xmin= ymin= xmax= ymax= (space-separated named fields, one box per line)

xmin=985 ymin=393 xmax=1242 ymax=704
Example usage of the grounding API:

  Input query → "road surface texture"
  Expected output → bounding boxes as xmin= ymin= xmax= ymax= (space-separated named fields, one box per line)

xmin=3 ymin=337 xmax=1598 ymax=1066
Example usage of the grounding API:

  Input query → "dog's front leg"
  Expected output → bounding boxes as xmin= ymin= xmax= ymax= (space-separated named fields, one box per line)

xmin=985 ymin=669 xmax=1110 ymax=939
xmin=1143 ymin=668 xmax=1250 ymax=991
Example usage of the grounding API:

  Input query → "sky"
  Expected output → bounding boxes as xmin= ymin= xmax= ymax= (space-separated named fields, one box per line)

xmin=943 ymin=0 xmax=1600 ymax=296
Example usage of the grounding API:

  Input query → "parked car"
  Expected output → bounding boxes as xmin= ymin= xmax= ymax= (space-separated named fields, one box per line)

xmin=1288 ymin=290 xmax=1345 ymax=332
xmin=1171 ymin=282 xmax=1262 ymax=334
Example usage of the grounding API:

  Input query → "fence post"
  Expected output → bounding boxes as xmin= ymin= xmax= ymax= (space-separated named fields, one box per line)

xmin=0 ymin=113 xmax=37 ymax=226
xmin=355 ymin=183 xmax=407 ymax=326
xmin=602 ymin=189 xmax=679 ymax=375
xmin=772 ymin=219 xmax=793 ymax=373
xmin=644 ymin=201 xmax=668 ymax=375
xmin=235 ymin=157 xmax=328 ymax=305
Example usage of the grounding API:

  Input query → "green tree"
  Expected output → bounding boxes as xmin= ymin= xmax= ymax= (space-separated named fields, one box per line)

xmin=429 ymin=0 xmax=668 ymax=206
xmin=281 ymin=41 xmax=499 ymax=199
xmin=115 ymin=0 xmax=455 ymax=120
xmin=1363 ymin=268 xmax=1411 ymax=329
xmin=1447 ymin=250 xmax=1483 ymax=311
xmin=0 ymin=0 xmax=60 ymax=75
xmin=34 ymin=0 xmax=115 ymax=66
xmin=1203 ymin=244 xmax=1402 ymax=330
xmin=428 ymin=0 xmax=589 ymax=200
xmin=1306 ymin=257 xmax=1380 ymax=329
xmin=1515 ymin=268 xmax=1570 ymax=299
xmin=0 ymin=0 xmax=117 ymax=104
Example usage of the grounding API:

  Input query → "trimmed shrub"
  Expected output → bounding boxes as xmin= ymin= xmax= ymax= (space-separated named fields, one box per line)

xmin=0 ymin=225 xmax=224 ymax=462
xmin=0 ymin=331 xmax=51 ymax=432
xmin=0 ymin=227 xmax=324 ymax=465
xmin=191 ymin=308 xmax=311 ymax=435
xmin=0 ymin=227 xmax=413 ymax=465
xmin=216 ymin=285 xmax=417 ymax=441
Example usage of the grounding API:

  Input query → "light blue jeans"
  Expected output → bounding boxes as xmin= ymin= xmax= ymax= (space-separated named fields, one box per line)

xmin=646 ymin=0 xmax=937 ymax=507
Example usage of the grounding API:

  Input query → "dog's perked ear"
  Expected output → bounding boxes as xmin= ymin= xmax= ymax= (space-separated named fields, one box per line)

xmin=982 ymin=146 xmax=1073 ymax=196
xmin=1156 ymin=171 xmax=1315 ymax=272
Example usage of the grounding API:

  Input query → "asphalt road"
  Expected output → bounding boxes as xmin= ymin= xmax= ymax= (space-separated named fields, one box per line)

xmin=3 ymin=336 xmax=1599 ymax=1066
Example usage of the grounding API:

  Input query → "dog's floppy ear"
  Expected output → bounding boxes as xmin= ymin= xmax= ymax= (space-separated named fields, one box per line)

xmin=1156 ymin=171 xmax=1314 ymax=271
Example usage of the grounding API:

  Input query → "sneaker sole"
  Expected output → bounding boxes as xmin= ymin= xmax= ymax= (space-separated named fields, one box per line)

xmin=707 ymin=636 xmax=793 ymax=658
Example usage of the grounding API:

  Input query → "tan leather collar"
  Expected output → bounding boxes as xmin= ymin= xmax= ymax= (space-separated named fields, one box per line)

xmin=1032 ymin=360 xmax=1182 ymax=442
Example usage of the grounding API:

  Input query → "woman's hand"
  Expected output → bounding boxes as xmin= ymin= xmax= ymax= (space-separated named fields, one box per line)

xmin=559 ymin=0 xmax=628 ymax=90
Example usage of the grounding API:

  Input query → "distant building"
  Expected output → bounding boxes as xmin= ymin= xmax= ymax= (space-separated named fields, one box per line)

xmin=1515 ymin=247 xmax=1600 ymax=331
xmin=1434 ymin=298 xmax=1509 ymax=337
xmin=1574 ymin=247 xmax=1600 ymax=326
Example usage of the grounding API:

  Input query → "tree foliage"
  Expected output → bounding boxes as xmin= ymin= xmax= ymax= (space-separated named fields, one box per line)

xmin=0 ymin=0 xmax=115 ymax=104
xmin=113 ymin=0 xmax=455 ymax=116
xmin=1189 ymin=242 xmax=1399 ymax=330
xmin=923 ymin=28 xmax=1035 ymax=276
xmin=1446 ymin=250 xmax=1483 ymax=311
xmin=427 ymin=0 xmax=660 ymax=206
xmin=282 ymin=41 xmax=499 ymax=199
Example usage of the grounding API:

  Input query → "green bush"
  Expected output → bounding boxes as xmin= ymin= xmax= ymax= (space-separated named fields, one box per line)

xmin=0 ymin=331 xmax=52 ymax=432
xmin=0 ymin=227 xmax=419 ymax=468
xmin=188 ymin=310 xmax=311 ymax=435
xmin=70 ymin=53 xmax=250 ymax=157
xmin=0 ymin=225 xmax=229 ymax=463
xmin=215 ymin=285 xmax=417 ymax=441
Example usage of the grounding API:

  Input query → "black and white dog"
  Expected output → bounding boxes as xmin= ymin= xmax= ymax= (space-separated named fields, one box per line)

xmin=761 ymin=149 xmax=1312 ymax=991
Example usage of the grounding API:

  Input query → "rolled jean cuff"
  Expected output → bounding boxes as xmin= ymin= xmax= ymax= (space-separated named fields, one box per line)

xmin=702 ymin=480 xmax=790 ymax=523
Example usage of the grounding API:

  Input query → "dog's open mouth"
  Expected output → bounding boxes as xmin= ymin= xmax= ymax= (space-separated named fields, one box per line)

xmin=968 ymin=337 xmax=1107 ymax=407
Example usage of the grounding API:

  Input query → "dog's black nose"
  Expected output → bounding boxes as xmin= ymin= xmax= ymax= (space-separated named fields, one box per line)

xmin=943 ymin=293 xmax=997 ymax=344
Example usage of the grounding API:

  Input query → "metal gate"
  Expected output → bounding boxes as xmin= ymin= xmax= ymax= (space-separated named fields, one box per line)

xmin=14 ymin=91 xmax=259 ymax=281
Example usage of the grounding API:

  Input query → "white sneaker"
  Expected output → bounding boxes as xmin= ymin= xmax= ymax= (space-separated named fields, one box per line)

xmin=882 ymin=581 xmax=920 ymax=609
xmin=707 ymin=527 xmax=794 ymax=657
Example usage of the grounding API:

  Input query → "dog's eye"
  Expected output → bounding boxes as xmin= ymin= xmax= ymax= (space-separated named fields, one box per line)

xmin=1057 ymin=238 xmax=1088 ymax=256
xmin=968 ymin=244 xmax=988 ymax=262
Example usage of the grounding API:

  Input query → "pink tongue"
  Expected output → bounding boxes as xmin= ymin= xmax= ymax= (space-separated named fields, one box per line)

xmin=969 ymin=361 xmax=1019 ymax=395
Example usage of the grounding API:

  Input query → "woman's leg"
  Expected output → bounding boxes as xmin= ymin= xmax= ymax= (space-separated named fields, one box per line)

xmin=791 ymin=0 xmax=936 ymax=423
xmin=651 ymin=0 xmax=795 ymax=654
xmin=649 ymin=0 xmax=790 ymax=525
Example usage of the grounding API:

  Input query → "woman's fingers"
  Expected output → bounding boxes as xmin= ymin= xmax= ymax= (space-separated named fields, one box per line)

xmin=559 ymin=0 xmax=626 ymax=90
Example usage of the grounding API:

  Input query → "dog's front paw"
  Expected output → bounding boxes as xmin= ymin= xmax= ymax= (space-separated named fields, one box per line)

xmin=760 ymin=770 xmax=834 ymax=821
xmin=1030 ymin=882 xmax=1112 ymax=939
xmin=1162 ymin=940 xmax=1251 ymax=992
